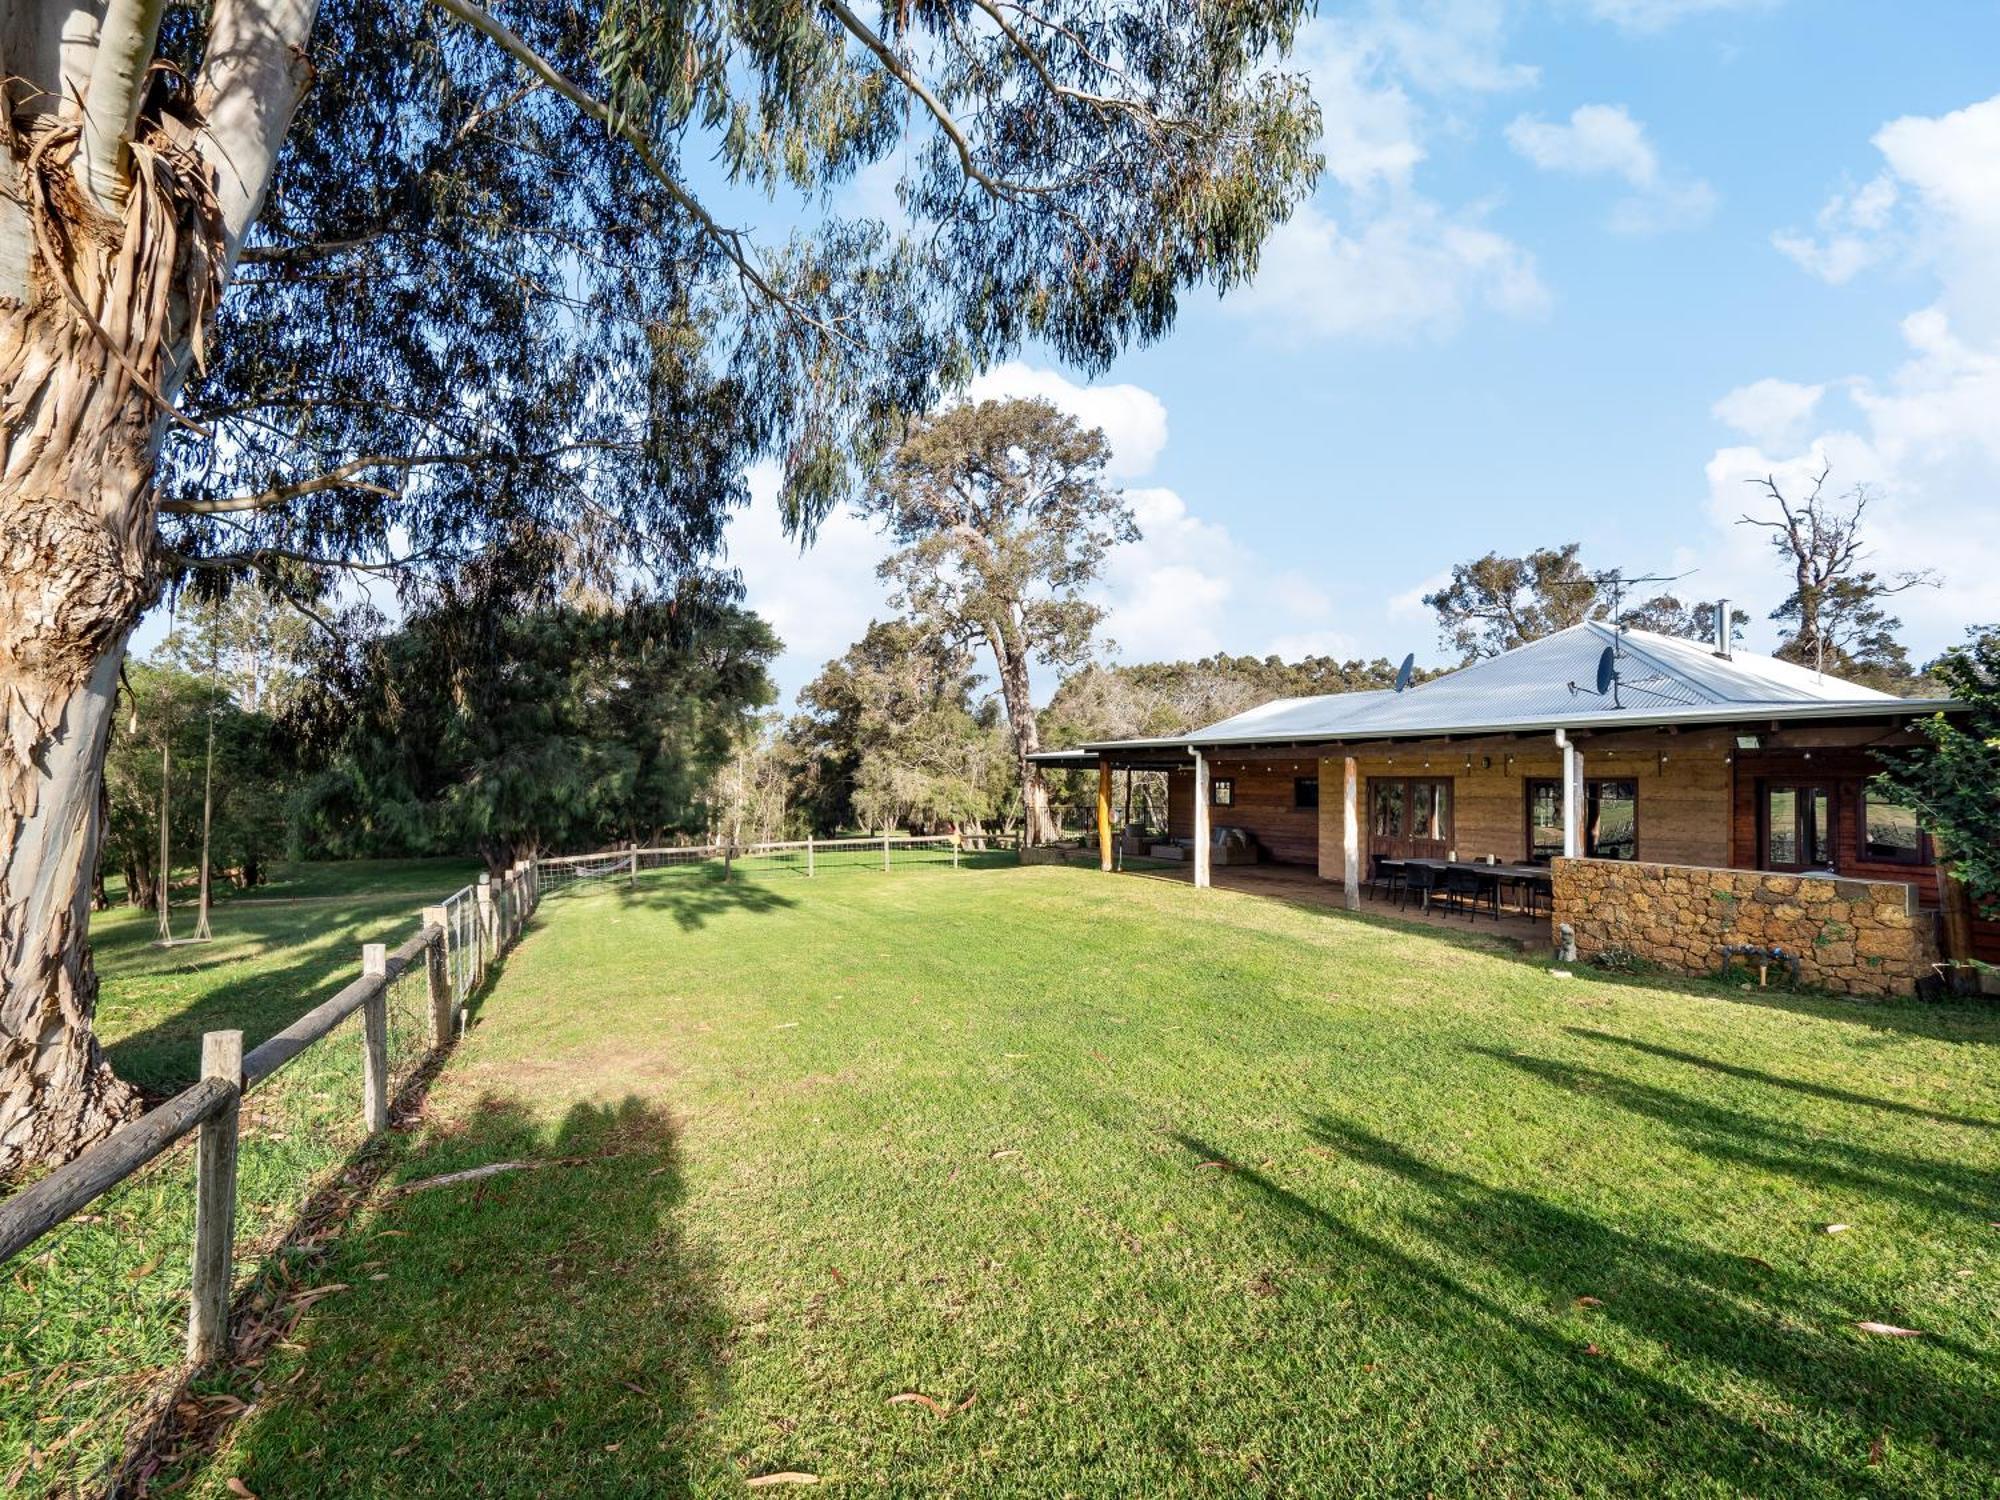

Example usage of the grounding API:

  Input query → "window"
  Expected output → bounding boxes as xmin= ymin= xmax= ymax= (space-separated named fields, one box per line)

xmin=1765 ymin=782 xmax=1833 ymax=871
xmin=1588 ymin=780 xmax=1638 ymax=861
xmin=1527 ymin=781 xmax=1564 ymax=860
xmin=1369 ymin=777 xmax=1452 ymax=848
xmin=1294 ymin=777 xmax=1319 ymax=810
xmin=1371 ymin=780 xmax=1404 ymax=837
xmin=1211 ymin=777 xmax=1234 ymax=807
xmin=1526 ymin=778 xmax=1638 ymax=860
xmin=1859 ymin=791 xmax=1925 ymax=865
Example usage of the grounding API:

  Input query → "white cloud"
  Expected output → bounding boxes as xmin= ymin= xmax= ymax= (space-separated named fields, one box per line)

xmin=1579 ymin=0 xmax=1778 ymax=32
xmin=1772 ymin=174 xmax=1900 ymax=283
xmin=723 ymin=461 xmax=892 ymax=704
xmin=1711 ymin=377 xmax=1825 ymax=450
xmin=1695 ymin=320 xmax=2000 ymax=658
xmin=1773 ymin=94 xmax=2000 ymax=326
xmin=961 ymin=362 xmax=1168 ymax=481
xmin=1507 ymin=103 xmax=1717 ymax=233
xmin=1229 ymin=8 xmax=1543 ymax=343
xmin=1236 ymin=198 xmax=1547 ymax=341
xmin=1707 ymin=92 xmax=2000 ymax=659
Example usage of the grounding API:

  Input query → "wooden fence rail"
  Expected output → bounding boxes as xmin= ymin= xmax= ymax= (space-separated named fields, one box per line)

xmin=0 ymin=865 xmax=542 ymax=1367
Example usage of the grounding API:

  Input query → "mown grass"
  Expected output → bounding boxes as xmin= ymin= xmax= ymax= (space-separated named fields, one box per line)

xmin=92 ymin=858 xmax=479 ymax=1095
xmin=151 ymin=858 xmax=1999 ymax=1498
xmin=2 ymin=859 xmax=476 ymax=1494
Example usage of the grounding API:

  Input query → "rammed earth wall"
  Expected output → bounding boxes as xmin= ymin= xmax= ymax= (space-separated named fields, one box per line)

xmin=1551 ymin=857 xmax=1937 ymax=997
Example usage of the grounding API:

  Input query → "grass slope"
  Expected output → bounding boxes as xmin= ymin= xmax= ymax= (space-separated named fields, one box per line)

xmin=92 ymin=858 xmax=479 ymax=1095
xmin=166 ymin=860 xmax=2000 ymax=1498
xmin=3 ymin=860 xmax=477 ymax=1494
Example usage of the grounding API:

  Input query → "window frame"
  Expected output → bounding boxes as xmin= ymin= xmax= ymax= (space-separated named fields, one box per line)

xmin=1210 ymin=776 xmax=1235 ymax=808
xmin=1762 ymin=780 xmax=1835 ymax=872
xmin=1524 ymin=776 xmax=1640 ymax=861
xmin=1857 ymin=788 xmax=1927 ymax=866
xmin=1294 ymin=776 xmax=1319 ymax=811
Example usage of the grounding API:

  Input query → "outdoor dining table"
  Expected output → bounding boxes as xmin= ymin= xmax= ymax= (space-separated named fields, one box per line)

xmin=1387 ymin=858 xmax=1553 ymax=915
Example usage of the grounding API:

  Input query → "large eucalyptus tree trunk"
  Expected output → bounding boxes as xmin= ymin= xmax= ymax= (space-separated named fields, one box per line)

xmin=0 ymin=0 xmax=317 ymax=1176
xmin=986 ymin=618 xmax=1057 ymax=848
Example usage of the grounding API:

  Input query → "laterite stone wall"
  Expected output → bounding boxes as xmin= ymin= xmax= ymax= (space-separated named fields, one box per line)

xmin=1551 ymin=858 xmax=1937 ymax=996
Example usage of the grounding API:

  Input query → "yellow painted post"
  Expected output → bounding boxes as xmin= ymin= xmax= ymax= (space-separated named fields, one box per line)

xmin=1097 ymin=758 xmax=1114 ymax=872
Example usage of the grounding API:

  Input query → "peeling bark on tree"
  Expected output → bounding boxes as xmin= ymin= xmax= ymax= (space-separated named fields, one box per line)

xmin=0 ymin=117 xmax=220 ymax=1174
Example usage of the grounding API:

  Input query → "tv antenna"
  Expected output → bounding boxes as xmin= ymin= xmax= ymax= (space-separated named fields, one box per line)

xmin=1567 ymin=564 xmax=1692 ymax=708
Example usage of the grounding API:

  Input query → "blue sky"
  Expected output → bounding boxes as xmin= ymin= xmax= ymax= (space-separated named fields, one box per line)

xmin=730 ymin=0 xmax=2000 ymax=705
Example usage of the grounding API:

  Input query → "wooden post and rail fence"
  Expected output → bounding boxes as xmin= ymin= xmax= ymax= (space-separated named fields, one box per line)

xmin=0 ymin=835 xmax=995 ymax=1380
xmin=0 ymin=858 xmax=541 ymax=1368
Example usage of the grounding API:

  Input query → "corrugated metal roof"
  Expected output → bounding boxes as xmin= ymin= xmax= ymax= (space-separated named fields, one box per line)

xmin=1056 ymin=623 xmax=1949 ymax=755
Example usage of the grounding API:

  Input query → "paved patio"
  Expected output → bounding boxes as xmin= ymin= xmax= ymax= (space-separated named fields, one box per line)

xmin=1120 ymin=858 xmax=1555 ymax=953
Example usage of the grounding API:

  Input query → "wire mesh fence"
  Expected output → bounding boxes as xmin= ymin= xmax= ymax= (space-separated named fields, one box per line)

xmin=1 ymin=835 xmax=1023 ymax=1491
xmin=0 ymin=874 xmax=523 ymax=1497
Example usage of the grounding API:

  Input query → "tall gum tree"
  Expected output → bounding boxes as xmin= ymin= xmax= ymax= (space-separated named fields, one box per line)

xmin=864 ymin=397 xmax=1135 ymax=845
xmin=0 ymin=0 xmax=1321 ymax=1173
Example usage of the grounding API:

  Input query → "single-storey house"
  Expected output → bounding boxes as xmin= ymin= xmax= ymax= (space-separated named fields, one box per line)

xmin=1032 ymin=618 xmax=1991 ymax=996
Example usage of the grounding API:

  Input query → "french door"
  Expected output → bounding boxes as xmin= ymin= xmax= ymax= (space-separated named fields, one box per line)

xmin=1765 ymin=782 xmax=1835 ymax=871
xmin=1369 ymin=777 xmax=1453 ymax=862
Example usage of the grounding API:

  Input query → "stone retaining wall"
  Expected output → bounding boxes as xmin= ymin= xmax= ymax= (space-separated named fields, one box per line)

xmin=1551 ymin=858 xmax=1937 ymax=996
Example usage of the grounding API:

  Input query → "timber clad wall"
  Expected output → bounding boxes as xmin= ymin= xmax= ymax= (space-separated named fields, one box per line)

xmin=1553 ymin=858 xmax=1937 ymax=996
xmin=1313 ymin=733 xmax=1734 ymax=883
xmin=1164 ymin=759 xmax=1320 ymax=864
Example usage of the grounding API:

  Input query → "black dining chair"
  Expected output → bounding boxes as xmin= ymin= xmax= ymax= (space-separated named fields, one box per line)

xmin=1443 ymin=868 xmax=1499 ymax=921
xmin=1367 ymin=856 xmax=1404 ymax=902
xmin=1402 ymin=864 xmax=1441 ymax=911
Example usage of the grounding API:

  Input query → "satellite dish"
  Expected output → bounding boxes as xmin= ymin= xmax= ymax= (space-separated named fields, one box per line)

xmin=1393 ymin=653 xmax=1415 ymax=693
xmin=1594 ymin=646 xmax=1616 ymax=696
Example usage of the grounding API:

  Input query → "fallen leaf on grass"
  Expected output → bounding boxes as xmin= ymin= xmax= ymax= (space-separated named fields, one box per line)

xmin=1195 ymin=1160 xmax=1234 ymax=1173
xmin=1868 ymin=1432 xmax=1888 ymax=1466
xmin=827 ymin=1267 xmax=847 ymax=1287
xmin=1823 ymin=1223 xmax=1851 ymax=1235
xmin=1582 ymin=1343 xmax=1604 ymax=1357
xmin=989 ymin=1149 xmax=1020 ymax=1160
xmin=288 ymin=1283 xmax=349 ymax=1308
xmin=887 ymin=1391 xmax=976 ymax=1420
xmin=127 ymin=1250 xmax=164 ymax=1283
xmin=1741 ymin=1255 xmax=1774 ymax=1271
xmin=226 ymin=1479 xmax=257 ymax=1499
xmin=746 ymin=1473 xmax=819 ymax=1487
xmin=773 ymin=1022 xmax=799 ymax=1031
xmin=1855 ymin=1322 xmax=1924 ymax=1338
xmin=1574 ymin=1296 xmax=1604 ymax=1308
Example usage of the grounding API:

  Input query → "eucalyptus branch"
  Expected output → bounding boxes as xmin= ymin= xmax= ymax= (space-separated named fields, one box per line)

xmin=426 ymin=0 xmax=860 ymax=350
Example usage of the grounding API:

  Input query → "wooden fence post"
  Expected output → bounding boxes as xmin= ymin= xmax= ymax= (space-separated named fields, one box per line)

xmin=476 ymin=873 xmax=496 ymax=965
xmin=421 ymin=906 xmax=452 ymax=1045
xmin=188 ymin=1029 xmax=243 ymax=1365
xmin=628 ymin=842 xmax=639 ymax=885
xmin=952 ymin=831 xmax=960 ymax=869
xmin=806 ymin=833 xmax=815 ymax=878
xmin=883 ymin=832 xmax=891 ymax=873
xmin=361 ymin=944 xmax=389 ymax=1134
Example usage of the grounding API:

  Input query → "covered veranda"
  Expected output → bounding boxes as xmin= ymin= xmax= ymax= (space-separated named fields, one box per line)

xmin=1122 ymin=857 xmax=1553 ymax=951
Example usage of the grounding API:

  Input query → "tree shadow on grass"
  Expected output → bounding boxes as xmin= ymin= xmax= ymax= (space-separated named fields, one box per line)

xmin=102 ymin=929 xmax=414 ymax=1098
xmin=181 ymin=1093 xmax=735 ymax=1498
xmin=1545 ymin=961 xmax=2000 ymax=1044
xmin=1470 ymin=1047 xmax=2000 ymax=1224
xmin=1169 ymin=1122 xmax=1997 ymax=1495
xmin=600 ymin=865 xmax=800 ymax=933
xmin=1565 ymin=1027 xmax=2000 ymax=1131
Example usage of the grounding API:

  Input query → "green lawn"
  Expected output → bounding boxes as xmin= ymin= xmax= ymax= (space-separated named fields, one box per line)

xmin=152 ymin=859 xmax=1999 ymax=1498
xmin=3 ymin=860 xmax=477 ymax=1494
xmin=92 ymin=858 xmax=479 ymax=1094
